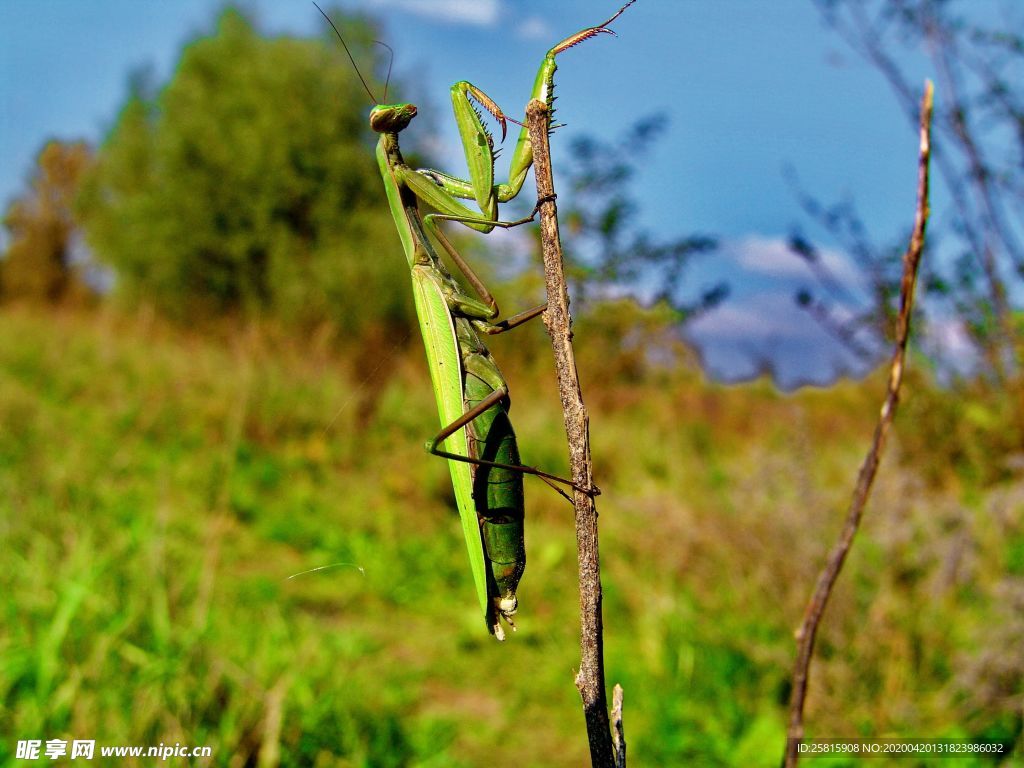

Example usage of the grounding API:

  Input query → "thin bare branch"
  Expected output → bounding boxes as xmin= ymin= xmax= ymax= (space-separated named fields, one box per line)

xmin=526 ymin=98 xmax=621 ymax=768
xmin=784 ymin=80 xmax=934 ymax=766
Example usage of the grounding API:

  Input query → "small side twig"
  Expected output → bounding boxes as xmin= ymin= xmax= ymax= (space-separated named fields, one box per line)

xmin=784 ymin=80 xmax=934 ymax=766
xmin=527 ymin=98 xmax=622 ymax=768
xmin=611 ymin=684 xmax=626 ymax=768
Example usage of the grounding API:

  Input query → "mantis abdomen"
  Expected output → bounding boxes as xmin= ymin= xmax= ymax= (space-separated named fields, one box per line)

xmin=464 ymin=351 xmax=526 ymax=615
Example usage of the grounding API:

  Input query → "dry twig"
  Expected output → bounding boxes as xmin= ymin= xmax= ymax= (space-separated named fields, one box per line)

xmin=526 ymin=98 xmax=622 ymax=768
xmin=784 ymin=80 xmax=934 ymax=766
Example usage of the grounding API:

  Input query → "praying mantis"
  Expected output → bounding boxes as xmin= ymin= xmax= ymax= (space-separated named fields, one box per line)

xmin=316 ymin=2 xmax=632 ymax=639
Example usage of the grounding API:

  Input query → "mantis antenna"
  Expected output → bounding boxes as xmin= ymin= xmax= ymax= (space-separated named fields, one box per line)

xmin=374 ymin=40 xmax=394 ymax=102
xmin=312 ymin=1 xmax=379 ymax=104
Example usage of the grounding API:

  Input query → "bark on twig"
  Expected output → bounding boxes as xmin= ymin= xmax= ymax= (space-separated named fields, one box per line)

xmin=784 ymin=81 xmax=934 ymax=766
xmin=526 ymin=98 xmax=622 ymax=768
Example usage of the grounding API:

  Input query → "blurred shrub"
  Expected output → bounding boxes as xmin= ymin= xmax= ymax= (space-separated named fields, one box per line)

xmin=76 ymin=7 xmax=412 ymax=341
xmin=898 ymin=364 xmax=1024 ymax=489
xmin=1 ymin=140 xmax=95 ymax=304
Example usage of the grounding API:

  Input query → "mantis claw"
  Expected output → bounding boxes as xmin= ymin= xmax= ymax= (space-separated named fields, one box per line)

xmin=533 ymin=193 xmax=557 ymax=212
xmin=465 ymin=83 xmax=508 ymax=143
xmin=548 ymin=0 xmax=635 ymax=55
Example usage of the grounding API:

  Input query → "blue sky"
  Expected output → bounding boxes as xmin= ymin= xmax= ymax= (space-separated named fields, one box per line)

xmin=1 ymin=0 xmax=947 ymax=386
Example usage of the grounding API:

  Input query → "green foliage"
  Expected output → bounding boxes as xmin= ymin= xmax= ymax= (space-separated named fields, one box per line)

xmin=77 ymin=7 xmax=411 ymax=338
xmin=897 ymin=365 xmax=1024 ymax=489
xmin=1 ymin=140 xmax=95 ymax=304
xmin=2 ymin=305 xmax=1021 ymax=765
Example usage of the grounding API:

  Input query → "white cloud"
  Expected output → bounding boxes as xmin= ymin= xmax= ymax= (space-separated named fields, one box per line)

xmin=928 ymin=316 xmax=972 ymax=353
xmin=687 ymin=292 xmax=823 ymax=340
xmin=728 ymin=234 xmax=864 ymax=287
xmin=370 ymin=0 xmax=501 ymax=26
xmin=921 ymin=315 xmax=977 ymax=375
xmin=685 ymin=289 xmax=875 ymax=386
xmin=516 ymin=16 xmax=551 ymax=40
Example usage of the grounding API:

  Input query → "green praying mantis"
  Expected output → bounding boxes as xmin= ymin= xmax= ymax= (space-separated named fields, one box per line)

xmin=316 ymin=2 xmax=633 ymax=639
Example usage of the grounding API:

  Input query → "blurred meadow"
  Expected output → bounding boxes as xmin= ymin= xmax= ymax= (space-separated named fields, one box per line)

xmin=2 ymin=2 xmax=1024 ymax=766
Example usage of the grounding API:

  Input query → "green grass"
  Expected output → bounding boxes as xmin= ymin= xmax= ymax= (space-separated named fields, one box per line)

xmin=1 ymin=305 xmax=1020 ymax=766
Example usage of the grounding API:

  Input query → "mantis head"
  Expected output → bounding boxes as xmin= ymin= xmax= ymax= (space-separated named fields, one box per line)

xmin=369 ymin=103 xmax=418 ymax=134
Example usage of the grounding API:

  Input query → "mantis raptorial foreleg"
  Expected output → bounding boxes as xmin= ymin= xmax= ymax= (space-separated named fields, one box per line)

xmin=413 ymin=1 xmax=638 ymax=230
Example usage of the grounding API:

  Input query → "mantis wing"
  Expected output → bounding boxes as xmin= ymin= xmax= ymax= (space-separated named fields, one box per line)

xmin=410 ymin=266 xmax=489 ymax=616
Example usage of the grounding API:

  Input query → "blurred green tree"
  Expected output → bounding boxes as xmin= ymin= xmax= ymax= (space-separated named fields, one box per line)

xmin=77 ymin=6 xmax=411 ymax=339
xmin=1 ymin=140 xmax=94 ymax=303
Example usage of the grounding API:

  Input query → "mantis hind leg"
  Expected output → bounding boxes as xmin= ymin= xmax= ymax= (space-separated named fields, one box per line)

xmin=426 ymin=387 xmax=599 ymax=500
